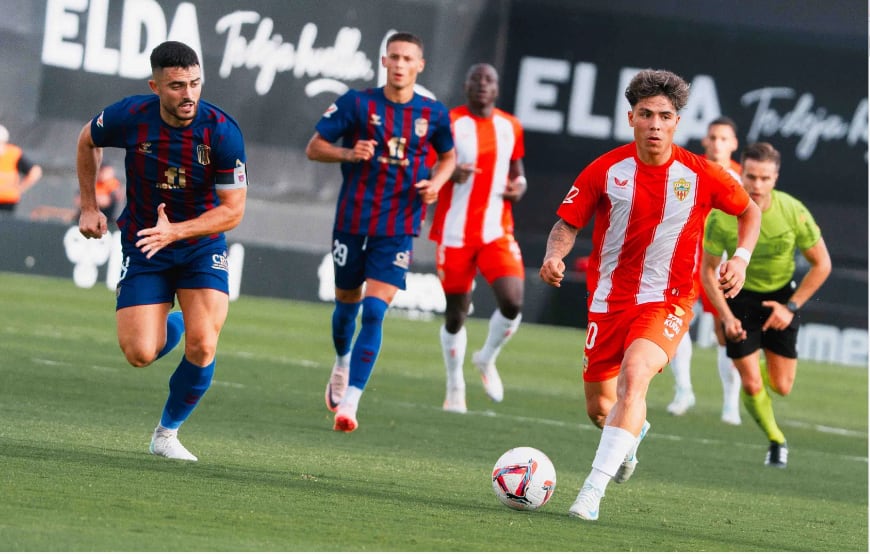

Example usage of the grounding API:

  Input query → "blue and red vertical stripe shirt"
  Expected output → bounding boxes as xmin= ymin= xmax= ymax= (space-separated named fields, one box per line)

xmin=315 ymin=87 xmax=454 ymax=237
xmin=89 ymin=94 xmax=247 ymax=248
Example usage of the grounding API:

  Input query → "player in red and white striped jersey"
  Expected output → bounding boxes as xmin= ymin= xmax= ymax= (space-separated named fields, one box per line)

xmin=540 ymin=69 xmax=761 ymax=521
xmin=429 ymin=63 xmax=527 ymax=413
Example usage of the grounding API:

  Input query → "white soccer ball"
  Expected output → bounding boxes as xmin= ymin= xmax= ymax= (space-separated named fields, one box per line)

xmin=491 ymin=446 xmax=557 ymax=511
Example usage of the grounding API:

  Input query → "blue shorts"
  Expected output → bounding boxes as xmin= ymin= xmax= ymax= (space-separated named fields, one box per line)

xmin=115 ymin=237 xmax=230 ymax=310
xmin=332 ymin=230 xmax=412 ymax=290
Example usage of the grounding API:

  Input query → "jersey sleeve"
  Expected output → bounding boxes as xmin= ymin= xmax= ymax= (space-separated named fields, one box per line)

xmin=429 ymin=103 xmax=455 ymax=154
xmin=89 ymin=97 xmax=134 ymax=148
xmin=708 ymin=162 xmax=750 ymax=216
xmin=555 ymin=164 xmax=602 ymax=229
xmin=314 ymin=91 xmax=358 ymax=143
xmin=511 ymin=116 xmax=525 ymax=161
xmin=213 ymin=118 xmax=247 ymax=190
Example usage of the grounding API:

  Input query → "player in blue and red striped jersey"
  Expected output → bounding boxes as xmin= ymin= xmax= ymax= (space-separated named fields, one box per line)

xmin=306 ymin=31 xmax=456 ymax=432
xmin=76 ymin=41 xmax=248 ymax=461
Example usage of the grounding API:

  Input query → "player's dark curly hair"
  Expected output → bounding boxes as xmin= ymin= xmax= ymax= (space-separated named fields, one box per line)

xmin=741 ymin=142 xmax=781 ymax=169
xmin=150 ymin=41 xmax=199 ymax=71
xmin=625 ymin=69 xmax=690 ymax=111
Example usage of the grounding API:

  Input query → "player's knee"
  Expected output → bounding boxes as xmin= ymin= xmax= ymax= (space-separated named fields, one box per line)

xmin=120 ymin=345 xmax=157 ymax=368
xmin=444 ymin=310 xmax=466 ymax=334
xmin=498 ymin=301 xmax=522 ymax=321
xmin=770 ymin=376 xmax=794 ymax=396
xmin=586 ymin=408 xmax=607 ymax=429
xmin=183 ymin=336 xmax=217 ymax=366
xmin=361 ymin=297 xmax=388 ymax=326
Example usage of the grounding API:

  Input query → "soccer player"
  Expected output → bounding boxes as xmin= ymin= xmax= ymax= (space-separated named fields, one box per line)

xmin=539 ymin=69 xmax=761 ymax=521
xmin=666 ymin=116 xmax=744 ymax=421
xmin=429 ymin=63 xmax=528 ymax=413
xmin=701 ymin=141 xmax=831 ymax=468
xmin=700 ymin=116 xmax=745 ymax=424
xmin=306 ymin=32 xmax=456 ymax=433
xmin=77 ymin=41 xmax=248 ymax=461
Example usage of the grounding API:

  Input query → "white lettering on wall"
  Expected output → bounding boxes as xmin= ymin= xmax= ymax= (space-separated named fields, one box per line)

xmin=41 ymin=0 xmax=204 ymax=78
xmin=215 ymin=12 xmax=374 ymax=96
xmin=514 ymin=56 xmax=718 ymax=145
xmin=742 ymin=87 xmax=868 ymax=160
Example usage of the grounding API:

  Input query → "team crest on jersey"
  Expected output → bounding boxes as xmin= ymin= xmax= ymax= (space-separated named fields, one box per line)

xmin=138 ymin=142 xmax=152 ymax=154
xmin=370 ymin=114 xmax=382 ymax=126
xmin=196 ymin=144 xmax=211 ymax=166
xmin=414 ymin=118 xmax=428 ymax=137
xmin=672 ymin=178 xmax=691 ymax=201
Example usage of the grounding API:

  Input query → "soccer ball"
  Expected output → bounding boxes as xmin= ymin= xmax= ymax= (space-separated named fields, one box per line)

xmin=491 ymin=447 xmax=556 ymax=511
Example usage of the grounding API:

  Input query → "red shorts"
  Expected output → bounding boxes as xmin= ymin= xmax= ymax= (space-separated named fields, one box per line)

xmin=436 ymin=235 xmax=524 ymax=294
xmin=582 ymin=302 xmax=694 ymax=382
xmin=698 ymin=286 xmax=718 ymax=316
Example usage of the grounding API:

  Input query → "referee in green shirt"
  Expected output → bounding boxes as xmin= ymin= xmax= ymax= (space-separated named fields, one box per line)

xmin=701 ymin=142 xmax=831 ymax=468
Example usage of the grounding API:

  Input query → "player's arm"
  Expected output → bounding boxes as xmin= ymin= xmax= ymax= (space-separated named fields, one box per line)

xmin=135 ymin=187 xmax=246 ymax=259
xmin=717 ymin=201 xmax=761 ymax=299
xmin=761 ymin=237 xmax=832 ymax=331
xmin=539 ymin=218 xmax=579 ymax=288
xmin=503 ymin=158 xmax=527 ymax=202
xmin=416 ymin=147 xmax=456 ymax=204
xmin=305 ymin=132 xmax=375 ymax=163
xmin=76 ymin=121 xmax=108 ymax=239
xmin=701 ymin=250 xmax=745 ymax=342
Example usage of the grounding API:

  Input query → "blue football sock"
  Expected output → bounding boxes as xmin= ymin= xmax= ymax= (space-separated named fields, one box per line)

xmin=348 ymin=297 xmax=388 ymax=390
xmin=156 ymin=311 xmax=184 ymax=360
xmin=332 ymin=300 xmax=361 ymax=357
xmin=159 ymin=356 xmax=215 ymax=429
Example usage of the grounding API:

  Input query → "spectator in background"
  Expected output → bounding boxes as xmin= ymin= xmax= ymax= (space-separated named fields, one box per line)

xmin=94 ymin=162 xmax=124 ymax=225
xmin=0 ymin=124 xmax=43 ymax=215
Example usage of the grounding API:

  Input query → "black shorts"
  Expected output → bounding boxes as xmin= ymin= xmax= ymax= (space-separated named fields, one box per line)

xmin=724 ymin=282 xmax=799 ymax=359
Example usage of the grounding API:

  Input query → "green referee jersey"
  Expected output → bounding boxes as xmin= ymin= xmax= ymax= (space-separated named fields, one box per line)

xmin=704 ymin=189 xmax=822 ymax=293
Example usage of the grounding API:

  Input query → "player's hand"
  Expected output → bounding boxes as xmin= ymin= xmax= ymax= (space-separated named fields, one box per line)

xmin=761 ymin=300 xmax=795 ymax=331
xmin=135 ymin=203 xmax=176 ymax=259
xmin=539 ymin=257 xmax=565 ymax=287
xmin=348 ymin=139 xmax=377 ymax=162
xmin=718 ymin=257 xmax=748 ymax=299
xmin=78 ymin=208 xmax=108 ymax=239
xmin=503 ymin=176 xmax=527 ymax=202
xmin=415 ymin=179 xmax=441 ymax=204
xmin=720 ymin=314 xmax=746 ymax=342
xmin=453 ymin=163 xmax=480 ymax=184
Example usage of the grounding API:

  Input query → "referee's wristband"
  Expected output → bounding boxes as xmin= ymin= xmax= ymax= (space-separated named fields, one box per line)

xmin=732 ymin=247 xmax=752 ymax=264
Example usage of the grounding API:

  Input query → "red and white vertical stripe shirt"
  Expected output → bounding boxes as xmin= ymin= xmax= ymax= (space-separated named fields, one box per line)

xmin=429 ymin=105 xmax=525 ymax=247
xmin=557 ymin=143 xmax=750 ymax=313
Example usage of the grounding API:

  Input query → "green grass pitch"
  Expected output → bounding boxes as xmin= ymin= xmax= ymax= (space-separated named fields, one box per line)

xmin=0 ymin=271 xmax=866 ymax=551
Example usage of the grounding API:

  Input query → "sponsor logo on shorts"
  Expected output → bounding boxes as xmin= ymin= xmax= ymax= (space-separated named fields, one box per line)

xmin=212 ymin=251 xmax=230 ymax=272
xmin=663 ymin=306 xmax=685 ymax=340
xmin=393 ymin=249 xmax=411 ymax=270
